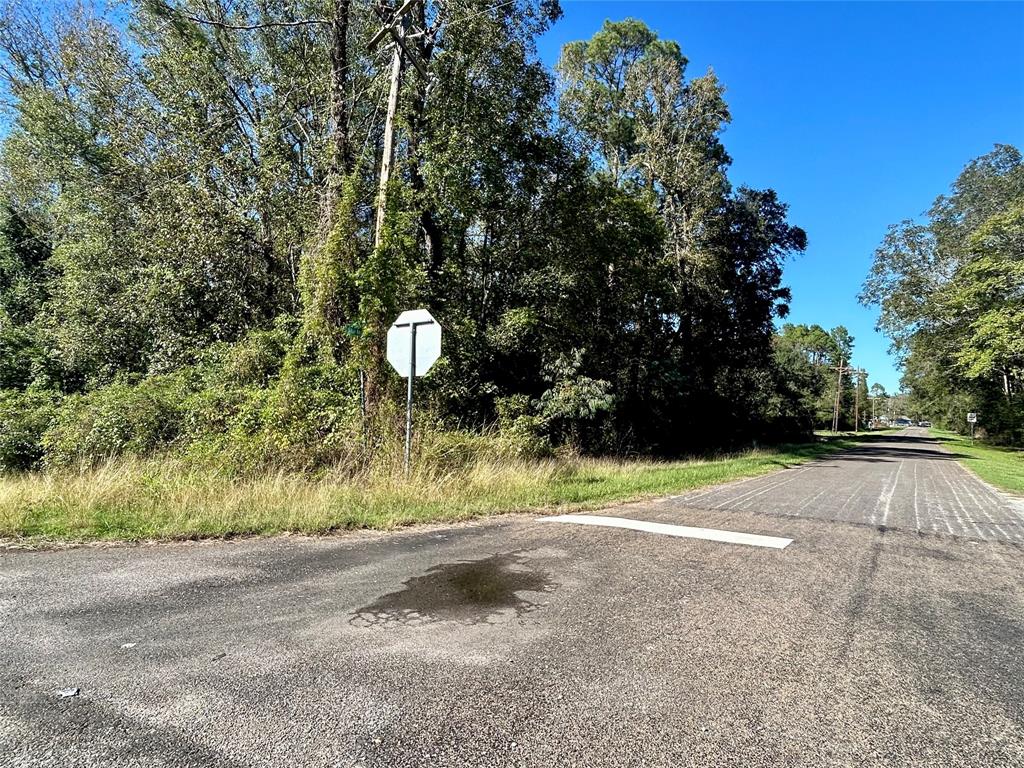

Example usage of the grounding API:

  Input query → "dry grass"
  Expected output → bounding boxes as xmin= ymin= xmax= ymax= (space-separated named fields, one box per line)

xmin=0 ymin=440 xmax=851 ymax=544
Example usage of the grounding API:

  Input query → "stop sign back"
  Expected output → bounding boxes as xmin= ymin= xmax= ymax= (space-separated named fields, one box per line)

xmin=386 ymin=309 xmax=442 ymax=378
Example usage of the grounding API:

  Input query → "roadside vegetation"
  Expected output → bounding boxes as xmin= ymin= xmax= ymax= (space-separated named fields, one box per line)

xmin=0 ymin=2 xmax=1014 ymax=544
xmin=0 ymin=3 xmax=884 ymax=543
xmin=0 ymin=439 xmax=853 ymax=543
xmin=930 ymin=429 xmax=1024 ymax=495
xmin=861 ymin=145 xmax=1023 ymax=445
xmin=0 ymin=6 xmax=824 ymax=465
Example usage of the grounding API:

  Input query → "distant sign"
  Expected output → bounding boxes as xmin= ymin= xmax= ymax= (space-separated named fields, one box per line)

xmin=386 ymin=309 xmax=442 ymax=378
xmin=967 ymin=412 xmax=977 ymax=423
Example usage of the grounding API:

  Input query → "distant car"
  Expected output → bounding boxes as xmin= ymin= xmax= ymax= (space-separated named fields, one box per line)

xmin=894 ymin=418 xmax=912 ymax=426
xmin=919 ymin=421 xmax=932 ymax=427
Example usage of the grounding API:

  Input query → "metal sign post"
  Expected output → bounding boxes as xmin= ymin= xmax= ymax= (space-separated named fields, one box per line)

xmin=386 ymin=309 xmax=442 ymax=475
xmin=344 ymin=321 xmax=367 ymax=449
xmin=398 ymin=318 xmax=427 ymax=473
xmin=967 ymin=412 xmax=977 ymax=444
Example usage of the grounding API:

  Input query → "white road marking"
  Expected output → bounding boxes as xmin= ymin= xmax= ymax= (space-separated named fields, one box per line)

xmin=886 ymin=459 xmax=905 ymax=527
xmin=837 ymin=477 xmax=870 ymax=520
xmin=797 ymin=487 xmax=829 ymax=513
xmin=954 ymin=470 xmax=1008 ymax=540
xmin=912 ymin=462 xmax=920 ymax=532
xmin=929 ymin=472 xmax=956 ymax=536
xmin=874 ymin=459 xmax=904 ymax=526
xmin=713 ymin=465 xmax=819 ymax=510
xmin=538 ymin=514 xmax=792 ymax=549
xmin=668 ymin=463 xmax=818 ymax=506
xmin=937 ymin=460 xmax=979 ymax=539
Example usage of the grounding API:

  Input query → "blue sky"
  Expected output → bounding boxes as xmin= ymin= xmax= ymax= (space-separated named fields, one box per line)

xmin=537 ymin=1 xmax=1024 ymax=393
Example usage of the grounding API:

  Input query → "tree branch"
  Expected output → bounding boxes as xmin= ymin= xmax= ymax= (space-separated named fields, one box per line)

xmin=156 ymin=2 xmax=329 ymax=30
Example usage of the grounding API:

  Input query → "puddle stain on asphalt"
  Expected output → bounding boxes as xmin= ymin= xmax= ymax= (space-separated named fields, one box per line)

xmin=350 ymin=553 xmax=556 ymax=628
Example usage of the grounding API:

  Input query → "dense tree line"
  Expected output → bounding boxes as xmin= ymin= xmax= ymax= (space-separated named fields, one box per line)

xmin=861 ymin=145 xmax=1024 ymax=445
xmin=773 ymin=322 xmax=869 ymax=432
xmin=0 ymin=1 xmax=819 ymax=471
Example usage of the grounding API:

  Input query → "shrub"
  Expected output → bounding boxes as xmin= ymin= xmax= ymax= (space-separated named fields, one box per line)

xmin=182 ymin=359 xmax=363 ymax=472
xmin=42 ymin=375 xmax=189 ymax=467
xmin=0 ymin=388 xmax=60 ymax=470
xmin=265 ymin=361 xmax=362 ymax=464
xmin=199 ymin=317 xmax=297 ymax=389
xmin=418 ymin=428 xmax=502 ymax=470
xmin=537 ymin=351 xmax=614 ymax=451
xmin=496 ymin=415 xmax=553 ymax=459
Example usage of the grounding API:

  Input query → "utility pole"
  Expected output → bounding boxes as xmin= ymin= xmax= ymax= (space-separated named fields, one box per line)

xmin=375 ymin=40 xmax=403 ymax=248
xmin=853 ymin=369 xmax=859 ymax=433
xmin=360 ymin=0 xmax=431 ymax=434
xmin=831 ymin=360 xmax=855 ymax=433
xmin=367 ymin=0 xmax=429 ymax=252
xmin=831 ymin=359 xmax=844 ymax=433
xmin=853 ymin=368 xmax=866 ymax=434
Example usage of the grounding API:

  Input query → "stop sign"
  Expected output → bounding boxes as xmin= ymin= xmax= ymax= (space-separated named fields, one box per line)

xmin=386 ymin=309 xmax=442 ymax=378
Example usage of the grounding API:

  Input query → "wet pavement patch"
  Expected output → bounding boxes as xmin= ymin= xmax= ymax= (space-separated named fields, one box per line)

xmin=350 ymin=553 xmax=556 ymax=628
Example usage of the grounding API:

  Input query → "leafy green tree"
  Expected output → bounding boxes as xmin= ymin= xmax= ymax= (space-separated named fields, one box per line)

xmin=0 ymin=206 xmax=53 ymax=389
xmin=862 ymin=145 xmax=1024 ymax=443
xmin=945 ymin=202 xmax=1024 ymax=385
xmin=556 ymin=18 xmax=806 ymax=449
xmin=0 ymin=3 xmax=825 ymax=467
xmin=774 ymin=323 xmax=858 ymax=430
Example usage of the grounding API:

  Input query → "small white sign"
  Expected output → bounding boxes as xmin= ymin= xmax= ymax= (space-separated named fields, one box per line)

xmin=967 ymin=412 xmax=977 ymax=423
xmin=386 ymin=309 xmax=442 ymax=378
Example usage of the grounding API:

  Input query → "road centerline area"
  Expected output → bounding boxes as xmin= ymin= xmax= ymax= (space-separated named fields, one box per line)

xmin=538 ymin=513 xmax=793 ymax=549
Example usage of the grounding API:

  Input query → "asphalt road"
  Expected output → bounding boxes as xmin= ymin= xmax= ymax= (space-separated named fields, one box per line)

xmin=3 ymin=428 xmax=1023 ymax=767
xmin=659 ymin=427 xmax=1024 ymax=542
